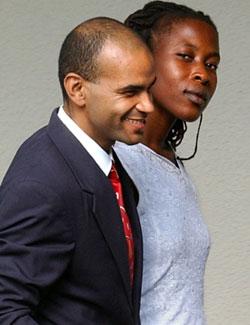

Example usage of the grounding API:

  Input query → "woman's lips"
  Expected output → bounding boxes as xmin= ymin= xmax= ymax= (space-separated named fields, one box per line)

xmin=184 ymin=90 xmax=207 ymax=106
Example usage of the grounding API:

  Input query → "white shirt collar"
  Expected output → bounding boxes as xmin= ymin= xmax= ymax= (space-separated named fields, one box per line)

xmin=58 ymin=105 xmax=112 ymax=176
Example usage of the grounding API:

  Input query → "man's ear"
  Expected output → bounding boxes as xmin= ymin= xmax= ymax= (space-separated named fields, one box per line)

xmin=63 ymin=73 xmax=86 ymax=106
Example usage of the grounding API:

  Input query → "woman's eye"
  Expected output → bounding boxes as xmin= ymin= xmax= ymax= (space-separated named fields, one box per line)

xmin=177 ymin=53 xmax=193 ymax=61
xmin=206 ymin=63 xmax=218 ymax=70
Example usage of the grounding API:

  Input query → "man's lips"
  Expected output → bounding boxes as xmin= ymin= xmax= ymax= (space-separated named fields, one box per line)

xmin=184 ymin=90 xmax=208 ymax=106
xmin=124 ymin=117 xmax=146 ymax=127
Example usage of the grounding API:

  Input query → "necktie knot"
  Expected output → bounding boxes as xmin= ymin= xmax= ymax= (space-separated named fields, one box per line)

xmin=108 ymin=162 xmax=119 ymax=181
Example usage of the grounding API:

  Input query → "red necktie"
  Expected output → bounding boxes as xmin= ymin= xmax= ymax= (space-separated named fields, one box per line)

xmin=108 ymin=161 xmax=134 ymax=285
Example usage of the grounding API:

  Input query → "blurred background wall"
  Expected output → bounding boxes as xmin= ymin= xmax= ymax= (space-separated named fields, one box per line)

xmin=1 ymin=1 xmax=249 ymax=323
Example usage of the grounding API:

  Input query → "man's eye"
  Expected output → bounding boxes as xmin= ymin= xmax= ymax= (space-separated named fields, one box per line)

xmin=206 ymin=63 xmax=218 ymax=71
xmin=124 ymin=91 xmax=136 ymax=97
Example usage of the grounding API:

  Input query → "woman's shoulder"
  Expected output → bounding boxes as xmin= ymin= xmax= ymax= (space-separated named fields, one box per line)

xmin=114 ymin=142 xmax=143 ymax=162
xmin=114 ymin=142 xmax=151 ymax=177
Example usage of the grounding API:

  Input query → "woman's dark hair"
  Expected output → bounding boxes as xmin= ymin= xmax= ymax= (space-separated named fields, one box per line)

xmin=125 ymin=1 xmax=218 ymax=158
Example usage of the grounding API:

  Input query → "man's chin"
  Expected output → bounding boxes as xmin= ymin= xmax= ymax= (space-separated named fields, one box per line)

xmin=120 ymin=135 xmax=143 ymax=146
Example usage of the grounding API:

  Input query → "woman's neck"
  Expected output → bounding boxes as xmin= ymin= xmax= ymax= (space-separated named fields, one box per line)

xmin=142 ymin=107 xmax=177 ymax=162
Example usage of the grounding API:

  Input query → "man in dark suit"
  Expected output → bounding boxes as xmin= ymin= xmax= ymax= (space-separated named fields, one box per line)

xmin=0 ymin=17 xmax=155 ymax=324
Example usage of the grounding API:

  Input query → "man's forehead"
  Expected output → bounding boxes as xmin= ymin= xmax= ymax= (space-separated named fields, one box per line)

xmin=100 ymin=37 xmax=149 ymax=57
xmin=99 ymin=48 xmax=153 ymax=79
xmin=97 ymin=39 xmax=153 ymax=75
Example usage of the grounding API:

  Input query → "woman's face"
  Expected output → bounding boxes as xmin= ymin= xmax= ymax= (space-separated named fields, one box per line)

xmin=151 ymin=19 xmax=220 ymax=122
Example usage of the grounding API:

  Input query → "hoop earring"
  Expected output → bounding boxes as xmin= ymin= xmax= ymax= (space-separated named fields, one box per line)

xmin=177 ymin=114 xmax=203 ymax=161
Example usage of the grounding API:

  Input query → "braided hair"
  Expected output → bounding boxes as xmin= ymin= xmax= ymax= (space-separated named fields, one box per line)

xmin=125 ymin=1 xmax=218 ymax=158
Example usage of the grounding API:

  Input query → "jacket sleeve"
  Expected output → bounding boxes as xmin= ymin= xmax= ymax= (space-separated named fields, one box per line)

xmin=0 ymin=180 xmax=75 ymax=324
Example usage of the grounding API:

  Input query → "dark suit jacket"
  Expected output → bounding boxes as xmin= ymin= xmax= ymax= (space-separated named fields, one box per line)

xmin=0 ymin=109 xmax=143 ymax=325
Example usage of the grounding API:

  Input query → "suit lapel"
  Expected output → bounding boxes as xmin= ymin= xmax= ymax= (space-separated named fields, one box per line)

xmin=47 ymin=109 xmax=133 ymax=308
xmin=113 ymin=151 xmax=143 ymax=316
xmin=92 ymin=179 xmax=133 ymax=303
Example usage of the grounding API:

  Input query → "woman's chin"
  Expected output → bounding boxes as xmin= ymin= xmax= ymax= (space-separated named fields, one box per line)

xmin=178 ymin=108 xmax=203 ymax=123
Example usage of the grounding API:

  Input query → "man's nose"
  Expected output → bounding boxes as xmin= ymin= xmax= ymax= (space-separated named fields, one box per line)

xmin=136 ymin=92 xmax=154 ymax=113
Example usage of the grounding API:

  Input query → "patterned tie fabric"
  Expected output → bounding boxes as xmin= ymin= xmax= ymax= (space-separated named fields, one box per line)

xmin=108 ymin=161 xmax=134 ymax=285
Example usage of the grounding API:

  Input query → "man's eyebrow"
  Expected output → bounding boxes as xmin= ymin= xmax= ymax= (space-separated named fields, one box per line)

xmin=116 ymin=85 xmax=144 ymax=94
xmin=148 ymin=77 xmax=157 ymax=89
xmin=116 ymin=77 xmax=156 ymax=94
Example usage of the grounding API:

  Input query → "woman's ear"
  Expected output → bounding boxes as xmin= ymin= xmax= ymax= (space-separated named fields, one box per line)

xmin=63 ymin=73 xmax=86 ymax=107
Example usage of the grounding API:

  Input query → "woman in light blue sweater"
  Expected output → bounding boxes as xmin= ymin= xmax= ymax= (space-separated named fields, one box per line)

xmin=115 ymin=1 xmax=220 ymax=324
